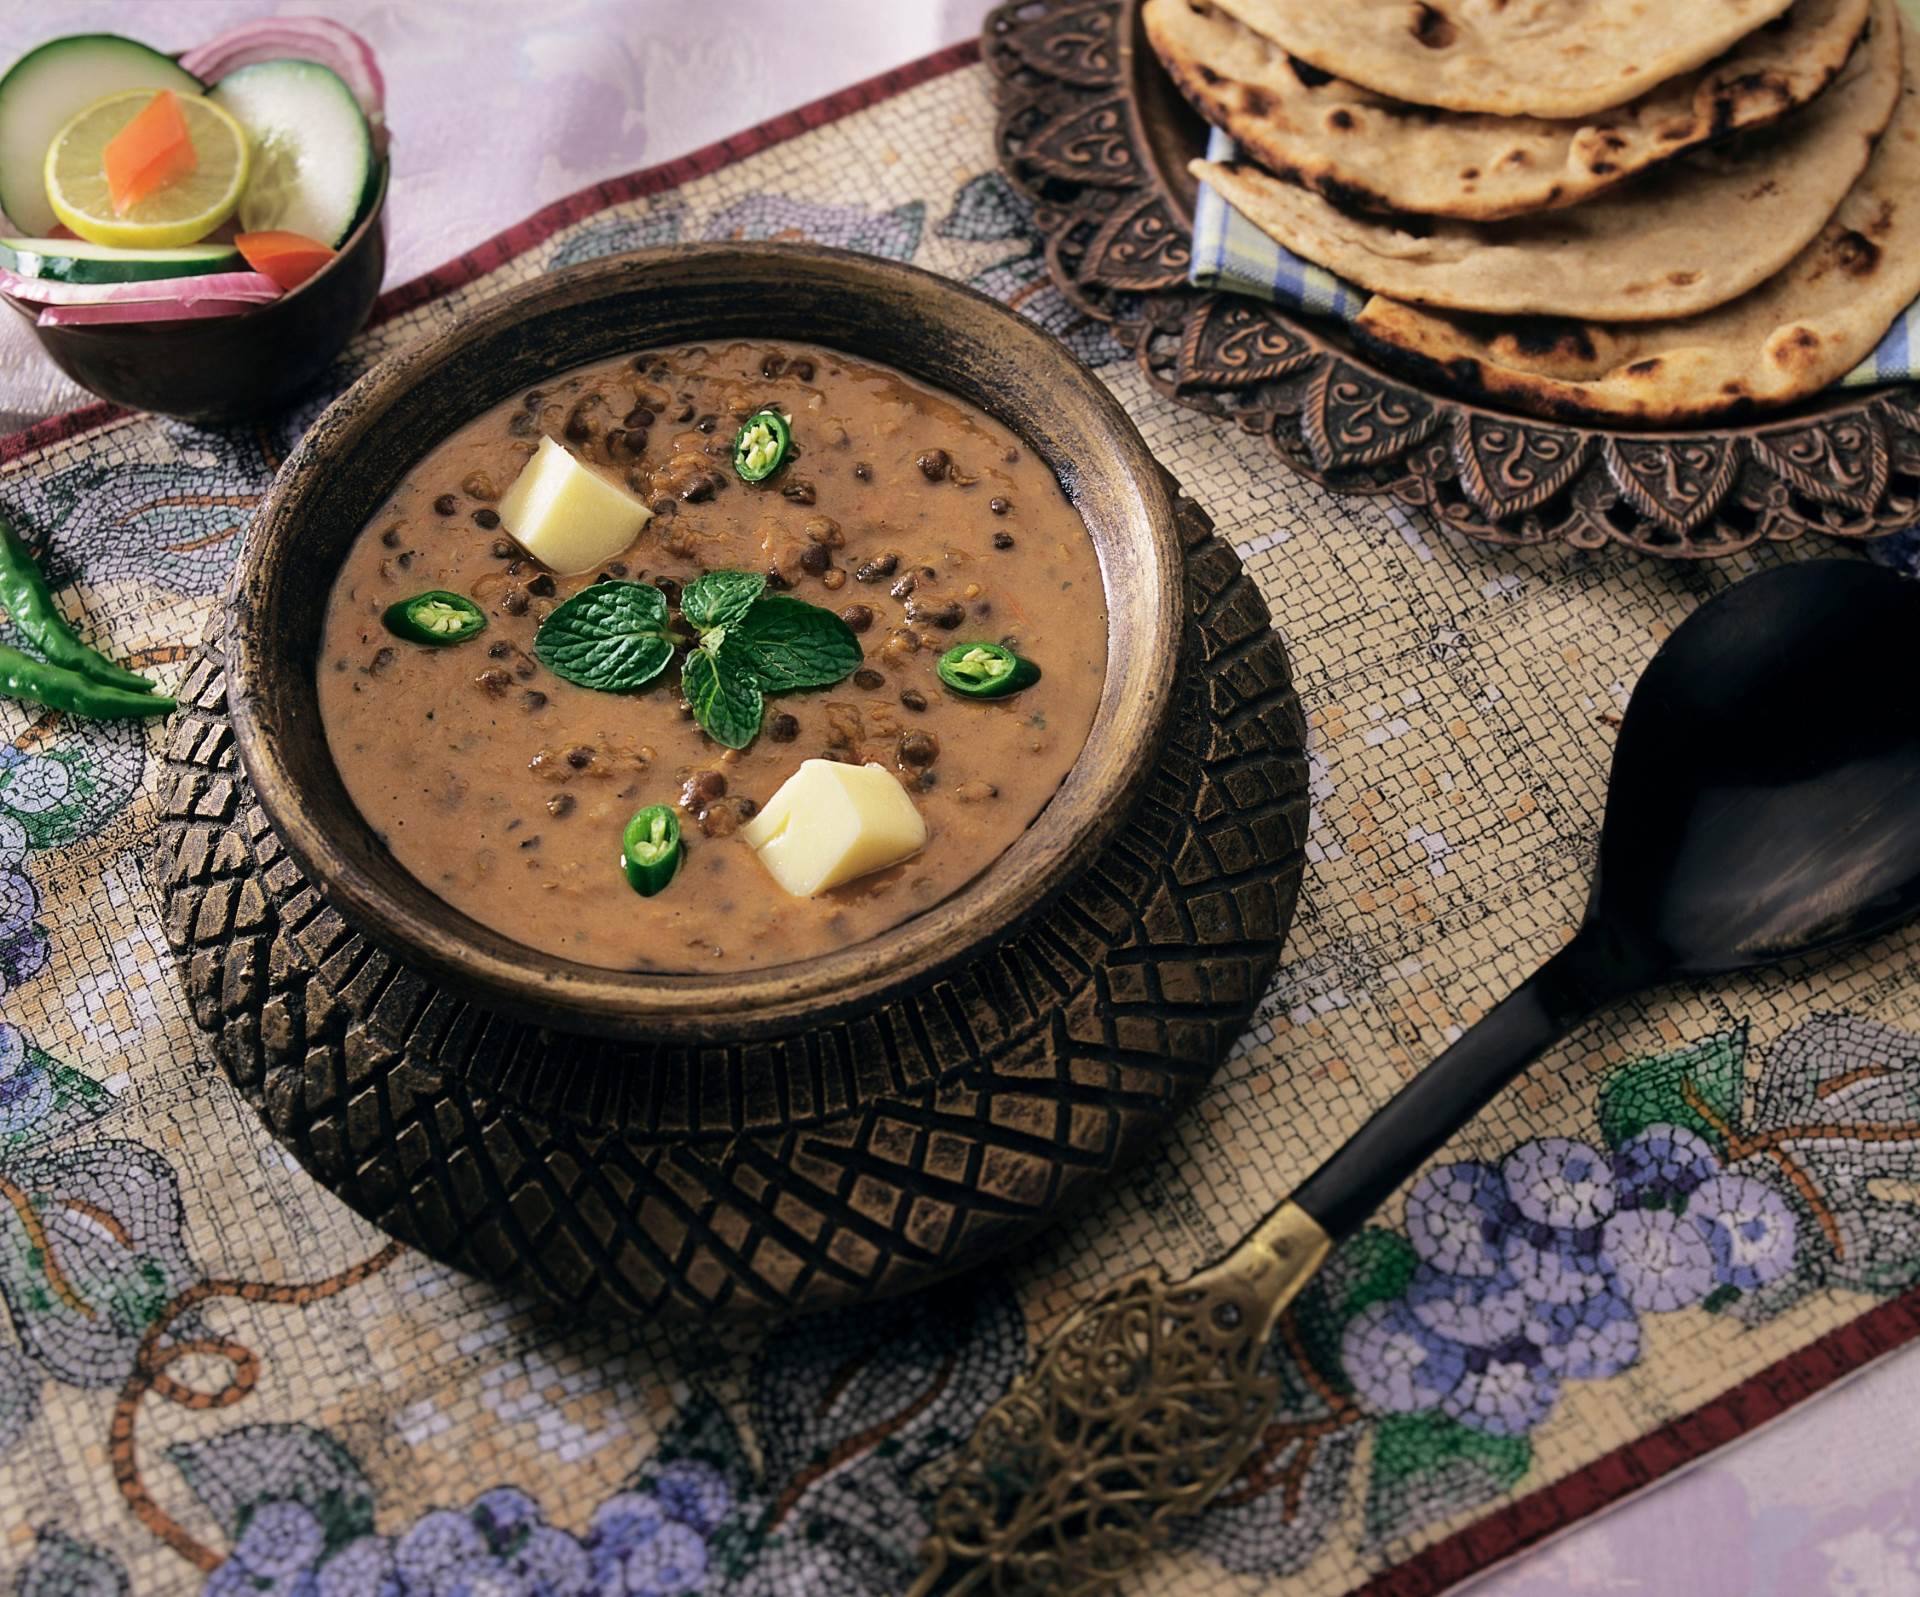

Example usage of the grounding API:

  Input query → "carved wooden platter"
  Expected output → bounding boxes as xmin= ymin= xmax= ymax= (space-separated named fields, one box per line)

xmin=153 ymin=497 xmax=1309 ymax=1321
xmin=986 ymin=0 xmax=1920 ymax=559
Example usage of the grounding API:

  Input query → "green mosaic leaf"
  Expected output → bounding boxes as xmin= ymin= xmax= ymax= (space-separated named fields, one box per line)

xmin=1597 ymin=1025 xmax=1747 ymax=1153
xmin=1 ymin=749 xmax=104 ymax=851
xmin=1292 ymin=1227 xmax=1417 ymax=1393
xmin=0 ymin=1049 xmax=112 ymax=1154
xmin=1365 ymin=1412 xmax=1531 ymax=1549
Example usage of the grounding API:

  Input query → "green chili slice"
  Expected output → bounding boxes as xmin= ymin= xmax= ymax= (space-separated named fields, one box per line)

xmin=383 ymin=591 xmax=488 ymax=646
xmin=936 ymin=641 xmax=1040 ymax=699
xmin=732 ymin=409 xmax=792 ymax=482
xmin=622 ymin=804 xmax=684 ymax=897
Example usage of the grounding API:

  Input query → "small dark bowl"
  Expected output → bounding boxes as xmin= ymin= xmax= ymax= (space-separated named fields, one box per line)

xmin=226 ymin=243 xmax=1185 ymax=1042
xmin=2 ymin=163 xmax=387 ymax=426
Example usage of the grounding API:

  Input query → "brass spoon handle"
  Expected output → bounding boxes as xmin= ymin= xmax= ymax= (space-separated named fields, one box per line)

xmin=910 ymin=1203 xmax=1331 ymax=1597
xmin=914 ymin=933 xmax=1638 ymax=1595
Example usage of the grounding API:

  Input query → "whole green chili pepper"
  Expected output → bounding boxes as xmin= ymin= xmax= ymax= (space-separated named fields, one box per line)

xmin=732 ymin=409 xmax=792 ymax=482
xmin=0 ymin=645 xmax=174 ymax=719
xmin=383 ymin=591 xmax=488 ymax=646
xmin=622 ymin=804 xmax=684 ymax=897
xmin=936 ymin=641 xmax=1040 ymax=699
xmin=0 ymin=515 xmax=157 ymax=695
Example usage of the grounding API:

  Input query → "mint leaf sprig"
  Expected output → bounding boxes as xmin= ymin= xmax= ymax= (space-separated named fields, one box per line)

xmin=532 ymin=570 xmax=863 ymax=748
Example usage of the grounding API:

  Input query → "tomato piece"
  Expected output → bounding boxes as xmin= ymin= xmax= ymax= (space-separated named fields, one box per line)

xmin=234 ymin=229 xmax=338 ymax=291
xmin=102 ymin=91 xmax=199 ymax=216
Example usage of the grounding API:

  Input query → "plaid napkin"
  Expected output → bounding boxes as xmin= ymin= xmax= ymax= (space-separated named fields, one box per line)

xmin=1190 ymin=128 xmax=1917 ymax=389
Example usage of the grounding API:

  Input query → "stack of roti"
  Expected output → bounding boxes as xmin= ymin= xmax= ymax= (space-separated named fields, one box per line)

xmin=1146 ymin=0 xmax=1920 ymax=423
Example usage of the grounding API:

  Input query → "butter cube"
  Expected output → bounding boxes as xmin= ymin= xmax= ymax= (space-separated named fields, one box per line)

xmin=741 ymin=759 xmax=928 ymax=896
xmin=496 ymin=436 xmax=652 ymax=575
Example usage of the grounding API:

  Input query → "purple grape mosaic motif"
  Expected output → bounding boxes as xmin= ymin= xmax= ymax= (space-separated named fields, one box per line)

xmin=197 ymin=1469 xmax=730 ymax=1597
xmin=1179 ymin=1017 xmax=1920 ymax=1577
xmin=1343 ymin=1128 xmax=1793 ymax=1439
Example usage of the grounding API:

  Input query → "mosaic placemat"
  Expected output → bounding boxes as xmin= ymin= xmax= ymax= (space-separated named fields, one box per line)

xmin=2 ymin=42 xmax=1920 ymax=1597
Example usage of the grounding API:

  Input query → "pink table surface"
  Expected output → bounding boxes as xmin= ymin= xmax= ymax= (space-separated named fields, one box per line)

xmin=1 ymin=4 xmax=1917 ymax=1592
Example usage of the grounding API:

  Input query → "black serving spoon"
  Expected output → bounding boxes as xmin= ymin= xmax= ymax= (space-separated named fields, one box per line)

xmin=915 ymin=558 xmax=1920 ymax=1596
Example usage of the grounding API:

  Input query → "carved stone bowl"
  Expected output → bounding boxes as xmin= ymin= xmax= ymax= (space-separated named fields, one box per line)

xmin=225 ymin=244 xmax=1185 ymax=1041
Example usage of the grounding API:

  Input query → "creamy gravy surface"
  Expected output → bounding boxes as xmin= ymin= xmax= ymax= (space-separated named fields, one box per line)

xmin=317 ymin=341 xmax=1107 ymax=972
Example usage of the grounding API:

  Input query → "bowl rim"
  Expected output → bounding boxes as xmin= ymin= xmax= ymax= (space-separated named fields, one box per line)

xmin=225 ymin=241 xmax=1185 ymax=1040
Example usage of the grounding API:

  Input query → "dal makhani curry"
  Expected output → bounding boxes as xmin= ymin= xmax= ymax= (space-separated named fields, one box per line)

xmin=316 ymin=341 xmax=1107 ymax=972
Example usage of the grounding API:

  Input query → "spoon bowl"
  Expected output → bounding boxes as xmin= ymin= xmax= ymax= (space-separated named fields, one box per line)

xmin=1597 ymin=559 xmax=1920 ymax=975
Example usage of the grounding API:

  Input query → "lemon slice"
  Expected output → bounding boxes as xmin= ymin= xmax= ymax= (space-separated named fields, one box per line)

xmin=44 ymin=89 xmax=250 ymax=249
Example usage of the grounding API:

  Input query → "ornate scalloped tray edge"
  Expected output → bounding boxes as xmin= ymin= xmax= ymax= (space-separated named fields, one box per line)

xmin=985 ymin=0 xmax=1920 ymax=559
xmin=151 ymin=495 xmax=1309 ymax=1321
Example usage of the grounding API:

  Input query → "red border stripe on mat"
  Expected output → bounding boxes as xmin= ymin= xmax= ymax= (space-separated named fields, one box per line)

xmin=0 ymin=399 xmax=129 ymax=466
xmin=0 ymin=38 xmax=981 ymax=466
xmin=1363 ymin=1278 xmax=1920 ymax=1594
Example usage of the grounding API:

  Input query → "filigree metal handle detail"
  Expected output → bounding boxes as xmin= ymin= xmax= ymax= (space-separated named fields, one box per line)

xmin=911 ymin=1203 xmax=1330 ymax=1595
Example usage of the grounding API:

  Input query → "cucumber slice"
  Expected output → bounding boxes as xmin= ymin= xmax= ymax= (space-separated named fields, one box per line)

xmin=209 ymin=60 xmax=373 ymax=249
xmin=0 ymin=236 xmax=242 ymax=283
xmin=0 ymin=34 xmax=203 ymax=237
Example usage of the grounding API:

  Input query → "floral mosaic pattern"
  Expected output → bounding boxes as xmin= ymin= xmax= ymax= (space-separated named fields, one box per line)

xmin=5 ymin=996 xmax=1917 ymax=1596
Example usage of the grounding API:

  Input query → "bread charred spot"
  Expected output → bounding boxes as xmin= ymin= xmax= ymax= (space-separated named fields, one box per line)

xmin=1411 ymin=3 xmax=1457 ymax=49
xmin=1503 ymin=318 xmax=1597 ymax=363
xmin=1318 ymin=172 xmax=1397 ymax=215
xmin=1765 ymin=325 xmax=1824 ymax=371
xmin=1835 ymin=229 xmax=1882 ymax=276
xmin=1624 ymin=358 xmax=1663 ymax=378
xmin=1710 ymin=73 xmax=1791 ymax=137
xmin=1667 ymin=270 xmax=1701 ymax=287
